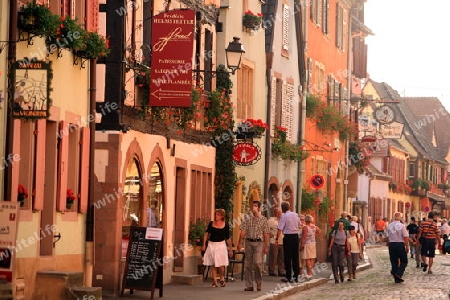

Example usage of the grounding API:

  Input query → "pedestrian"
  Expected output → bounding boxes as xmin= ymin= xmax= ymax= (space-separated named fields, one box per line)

xmin=298 ymin=214 xmax=305 ymax=276
xmin=417 ymin=212 xmax=441 ymax=274
xmin=332 ymin=211 xmax=351 ymax=231
xmin=440 ymin=218 xmax=450 ymax=239
xmin=328 ymin=220 xmax=349 ymax=283
xmin=146 ymin=200 xmax=158 ymax=227
xmin=386 ymin=212 xmax=409 ymax=283
xmin=356 ymin=216 xmax=365 ymax=259
xmin=237 ymin=201 xmax=270 ymax=292
xmin=268 ymin=207 xmax=285 ymax=277
xmin=276 ymin=201 xmax=302 ymax=283
xmin=202 ymin=208 xmax=233 ymax=288
xmin=406 ymin=216 xmax=421 ymax=268
xmin=300 ymin=214 xmax=321 ymax=279
xmin=375 ymin=216 xmax=385 ymax=243
xmin=346 ymin=225 xmax=362 ymax=281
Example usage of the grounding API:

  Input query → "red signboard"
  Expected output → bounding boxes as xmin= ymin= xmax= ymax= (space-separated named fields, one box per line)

xmin=233 ymin=143 xmax=261 ymax=166
xmin=150 ymin=9 xmax=195 ymax=107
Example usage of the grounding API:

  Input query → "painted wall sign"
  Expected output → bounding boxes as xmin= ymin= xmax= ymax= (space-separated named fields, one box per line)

xmin=233 ymin=142 xmax=261 ymax=166
xmin=10 ymin=59 xmax=52 ymax=119
xmin=150 ymin=9 xmax=195 ymax=107
xmin=310 ymin=174 xmax=325 ymax=189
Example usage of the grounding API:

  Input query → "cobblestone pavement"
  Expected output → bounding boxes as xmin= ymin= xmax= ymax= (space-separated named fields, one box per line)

xmin=284 ymin=246 xmax=450 ymax=300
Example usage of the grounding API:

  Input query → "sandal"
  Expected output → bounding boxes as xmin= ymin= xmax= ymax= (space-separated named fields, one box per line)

xmin=428 ymin=270 xmax=433 ymax=274
xmin=212 ymin=281 xmax=218 ymax=288
xmin=220 ymin=280 xmax=226 ymax=287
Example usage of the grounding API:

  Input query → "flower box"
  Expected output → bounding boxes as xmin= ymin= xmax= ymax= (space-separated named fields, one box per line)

xmin=243 ymin=10 xmax=262 ymax=31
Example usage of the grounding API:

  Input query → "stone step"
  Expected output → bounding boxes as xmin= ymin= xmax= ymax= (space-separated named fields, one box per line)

xmin=66 ymin=286 xmax=102 ymax=300
xmin=35 ymin=271 xmax=85 ymax=299
xmin=171 ymin=274 xmax=203 ymax=285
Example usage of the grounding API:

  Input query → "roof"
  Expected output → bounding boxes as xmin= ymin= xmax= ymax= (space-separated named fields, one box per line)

xmin=365 ymin=162 xmax=391 ymax=181
xmin=402 ymin=97 xmax=450 ymax=159
xmin=366 ymin=81 xmax=447 ymax=165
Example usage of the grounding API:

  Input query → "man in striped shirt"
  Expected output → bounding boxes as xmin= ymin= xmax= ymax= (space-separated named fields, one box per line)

xmin=417 ymin=212 xmax=441 ymax=274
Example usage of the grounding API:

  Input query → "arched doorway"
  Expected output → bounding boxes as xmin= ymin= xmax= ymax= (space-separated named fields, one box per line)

xmin=148 ymin=162 xmax=163 ymax=228
xmin=122 ymin=158 xmax=142 ymax=257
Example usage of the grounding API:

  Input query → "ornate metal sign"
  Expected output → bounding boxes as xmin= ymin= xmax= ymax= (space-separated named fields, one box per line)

xmin=10 ymin=59 xmax=52 ymax=119
xmin=233 ymin=142 xmax=262 ymax=166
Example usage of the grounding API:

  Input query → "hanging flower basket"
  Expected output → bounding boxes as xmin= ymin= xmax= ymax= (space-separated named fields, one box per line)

xmin=236 ymin=118 xmax=268 ymax=139
xmin=243 ymin=10 xmax=262 ymax=31
xmin=18 ymin=1 xmax=59 ymax=36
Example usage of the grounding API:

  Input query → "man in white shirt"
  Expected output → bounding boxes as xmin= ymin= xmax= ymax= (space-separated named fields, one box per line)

xmin=386 ymin=212 xmax=409 ymax=283
xmin=440 ymin=219 xmax=450 ymax=239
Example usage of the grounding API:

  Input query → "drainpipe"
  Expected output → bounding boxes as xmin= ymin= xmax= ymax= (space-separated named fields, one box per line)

xmin=343 ymin=6 xmax=354 ymax=212
xmin=296 ymin=0 xmax=307 ymax=214
xmin=85 ymin=58 xmax=97 ymax=287
xmin=264 ymin=68 xmax=271 ymax=205
xmin=3 ymin=0 xmax=18 ymax=200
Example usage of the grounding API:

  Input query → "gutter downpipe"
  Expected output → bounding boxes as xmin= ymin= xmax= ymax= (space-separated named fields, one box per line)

xmin=4 ymin=0 xmax=18 ymax=201
xmin=85 ymin=58 xmax=97 ymax=287
xmin=296 ymin=0 xmax=307 ymax=213
xmin=343 ymin=6 xmax=354 ymax=212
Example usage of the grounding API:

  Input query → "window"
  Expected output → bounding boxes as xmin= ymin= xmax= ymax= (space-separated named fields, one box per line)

xmin=281 ymin=82 xmax=295 ymax=141
xmin=335 ymin=3 xmax=347 ymax=51
xmin=282 ymin=4 xmax=290 ymax=53
xmin=322 ymin=0 xmax=329 ymax=34
xmin=236 ymin=64 xmax=254 ymax=120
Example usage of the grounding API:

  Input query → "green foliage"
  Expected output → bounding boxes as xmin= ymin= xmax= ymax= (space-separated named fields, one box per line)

xmin=216 ymin=64 xmax=233 ymax=96
xmin=18 ymin=1 xmax=60 ymax=37
xmin=82 ymin=32 xmax=110 ymax=58
xmin=188 ymin=215 xmax=210 ymax=246
xmin=319 ymin=196 xmax=332 ymax=222
xmin=306 ymin=95 xmax=355 ymax=141
xmin=301 ymin=189 xmax=316 ymax=212
xmin=306 ymin=95 xmax=320 ymax=119
xmin=53 ymin=16 xmax=86 ymax=50
xmin=348 ymin=141 xmax=370 ymax=173
xmin=271 ymin=127 xmax=309 ymax=163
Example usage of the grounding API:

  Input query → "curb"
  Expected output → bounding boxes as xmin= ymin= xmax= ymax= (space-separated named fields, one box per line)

xmin=253 ymin=278 xmax=329 ymax=300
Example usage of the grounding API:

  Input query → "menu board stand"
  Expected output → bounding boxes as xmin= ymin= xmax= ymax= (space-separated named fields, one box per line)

xmin=121 ymin=226 xmax=163 ymax=299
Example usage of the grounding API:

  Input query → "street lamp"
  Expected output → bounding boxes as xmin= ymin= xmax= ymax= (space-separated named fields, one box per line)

xmin=225 ymin=37 xmax=245 ymax=74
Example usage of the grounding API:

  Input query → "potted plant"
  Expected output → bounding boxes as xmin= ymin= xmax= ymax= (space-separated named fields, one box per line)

xmin=77 ymin=31 xmax=110 ymax=59
xmin=50 ymin=16 xmax=86 ymax=51
xmin=188 ymin=215 xmax=210 ymax=249
xmin=66 ymin=188 xmax=77 ymax=209
xmin=236 ymin=118 xmax=268 ymax=139
xmin=271 ymin=126 xmax=309 ymax=162
xmin=18 ymin=0 xmax=59 ymax=36
xmin=17 ymin=184 xmax=28 ymax=207
xmin=242 ymin=10 xmax=262 ymax=31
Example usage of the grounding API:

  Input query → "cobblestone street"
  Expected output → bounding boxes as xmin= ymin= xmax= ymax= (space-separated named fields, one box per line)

xmin=284 ymin=246 xmax=450 ymax=300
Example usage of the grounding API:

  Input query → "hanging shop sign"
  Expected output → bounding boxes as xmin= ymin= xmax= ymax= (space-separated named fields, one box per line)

xmin=150 ymin=9 xmax=195 ymax=107
xmin=10 ymin=59 xmax=52 ymax=119
xmin=379 ymin=121 xmax=404 ymax=139
xmin=233 ymin=142 xmax=261 ymax=166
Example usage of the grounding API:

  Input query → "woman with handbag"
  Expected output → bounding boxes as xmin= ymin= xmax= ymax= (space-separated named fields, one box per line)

xmin=328 ymin=221 xmax=349 ymax=283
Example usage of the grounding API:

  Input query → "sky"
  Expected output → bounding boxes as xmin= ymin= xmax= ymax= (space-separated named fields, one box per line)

xmin=364 ymin=0 xmax=450 ymax=111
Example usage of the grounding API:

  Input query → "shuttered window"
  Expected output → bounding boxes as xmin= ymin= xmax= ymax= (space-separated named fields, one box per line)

xmin=307 ymin=58 xmax=313 ymax=93
xmin=282 ymin=4 xmax=290 ymax=52
xmin=335 ymin=3 xmax=347 ymax=51
xmin=236 ymin=65 xmax=254 ymax=120
xmin=270 ymin=77 xmax=277 ymax=137
xmin=322 ymin=0 xmax=329 ymax=34
xmin=57 ymin=121 xmax=69 ymax=211
xmin=79 ymin=127 xmax=90 ymax=213
xmin=283 ymin=82 xmax=295 ymax=142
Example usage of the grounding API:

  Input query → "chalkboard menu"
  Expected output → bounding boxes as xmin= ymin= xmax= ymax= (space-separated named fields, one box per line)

xmin=121 ymin=226 xmax=163 ymax=298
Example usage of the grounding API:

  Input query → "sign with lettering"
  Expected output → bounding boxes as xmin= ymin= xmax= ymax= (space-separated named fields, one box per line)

xmin=233 ymin=142 xmax=261 ymax=166
xmin=10 ymin=59 xmax=51 ymax=119
xmin=121 ymin=227 xmax=163 ymax=299
xmin=0 ymin=202 xmax=19 ymax=283
xmin=150 ymin=9 xmax=195 ymax=107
